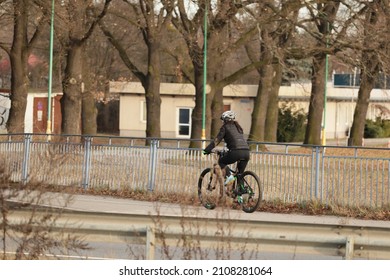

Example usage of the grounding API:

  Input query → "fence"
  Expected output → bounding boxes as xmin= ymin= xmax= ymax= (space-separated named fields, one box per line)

xmin=1 ymin=133 xmax=390 ymax=208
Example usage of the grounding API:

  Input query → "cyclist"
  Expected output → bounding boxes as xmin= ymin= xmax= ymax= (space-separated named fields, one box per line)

xmin=203 ymin=110 xmax=250 ymax=186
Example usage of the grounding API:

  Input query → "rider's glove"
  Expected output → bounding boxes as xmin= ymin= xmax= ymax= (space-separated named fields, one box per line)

xmin=203 ymin=149 xmax=210 ymax=155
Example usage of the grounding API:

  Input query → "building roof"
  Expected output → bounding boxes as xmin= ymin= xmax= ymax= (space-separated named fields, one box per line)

xmin=110 ymin=81 xmax=390 ymax=102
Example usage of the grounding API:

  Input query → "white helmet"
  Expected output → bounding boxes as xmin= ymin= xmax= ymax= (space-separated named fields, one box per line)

xmin=221 ymin=110 xmax=236 ymax=122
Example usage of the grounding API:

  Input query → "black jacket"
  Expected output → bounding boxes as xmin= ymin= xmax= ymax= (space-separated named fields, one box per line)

xmin=204 ymin=121 xmax=249 ymax=152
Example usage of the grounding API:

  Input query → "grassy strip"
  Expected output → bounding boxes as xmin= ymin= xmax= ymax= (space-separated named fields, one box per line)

xmin=46 ymin=185 xmax=390 ymax=221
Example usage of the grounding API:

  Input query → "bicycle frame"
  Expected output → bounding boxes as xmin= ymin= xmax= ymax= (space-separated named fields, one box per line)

xmin=199 ymin=148 xmax=262 ymax=213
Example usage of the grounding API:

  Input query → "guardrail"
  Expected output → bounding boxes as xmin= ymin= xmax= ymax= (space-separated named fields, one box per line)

xmin=1 ymin=133 xmax=390 ymax=208
xmin=6 ymin=206 xmax=390 ymax=260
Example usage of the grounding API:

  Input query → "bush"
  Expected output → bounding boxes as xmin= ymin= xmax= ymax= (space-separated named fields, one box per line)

xmin=277 ymin=102 xmax=307 ymax=142
xmin=364 ymin=118 xmax=390 ymax=138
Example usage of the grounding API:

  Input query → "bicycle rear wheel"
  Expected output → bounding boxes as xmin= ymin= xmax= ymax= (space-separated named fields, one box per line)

xmin=198 ymin=168 xmax=222 ymax=210
xmin=238 ymin=171 xmax=262 ymax=213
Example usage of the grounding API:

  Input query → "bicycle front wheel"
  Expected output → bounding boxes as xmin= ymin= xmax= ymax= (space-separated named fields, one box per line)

xmin=239 ymin=171 xmax=263 ymax=213
xmin=198 ymin=167 xmax=222 ymax=210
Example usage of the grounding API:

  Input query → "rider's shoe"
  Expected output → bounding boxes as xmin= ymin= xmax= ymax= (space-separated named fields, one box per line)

xmin=224 ymin=174 xmax=236 ymax=185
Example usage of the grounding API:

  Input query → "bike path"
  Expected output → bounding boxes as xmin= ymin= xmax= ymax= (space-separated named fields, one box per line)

xmin=60 ymin=193 xmax=390 ymax=229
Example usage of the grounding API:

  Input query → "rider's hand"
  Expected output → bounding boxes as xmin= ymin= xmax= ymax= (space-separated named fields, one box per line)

xmin=203 ymin=149 xmax=210 ymax=155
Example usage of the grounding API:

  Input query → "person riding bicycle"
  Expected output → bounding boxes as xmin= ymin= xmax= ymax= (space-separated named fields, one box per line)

xmin=203 ymin=110 xmax=250 ymax=186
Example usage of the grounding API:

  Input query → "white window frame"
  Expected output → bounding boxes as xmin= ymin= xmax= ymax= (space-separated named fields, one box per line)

xmin=176 ymin=107 xmax=192 ymax=138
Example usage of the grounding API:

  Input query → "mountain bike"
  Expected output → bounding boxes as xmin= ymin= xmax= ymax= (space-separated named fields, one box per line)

xmin=198 ymin=149 xmax=263 ymax=213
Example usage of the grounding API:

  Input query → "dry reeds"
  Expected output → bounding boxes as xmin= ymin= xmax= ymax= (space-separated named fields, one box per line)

xmin=0 ymin=160 xmax=90 ymax=260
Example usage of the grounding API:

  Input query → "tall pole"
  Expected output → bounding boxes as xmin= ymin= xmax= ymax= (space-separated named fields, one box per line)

xmin=322 ymin=52 xmax=328 ymax=146
xmin=46 ymin=0 xmax=55 ymax=138
xmin=202 ymin=2 xmax=208 ymax=147
xmin=322 ymin=22 xmax=329 ymax=146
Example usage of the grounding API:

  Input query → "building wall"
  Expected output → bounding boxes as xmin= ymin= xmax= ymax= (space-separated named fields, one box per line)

xmin=0 ymin=91 xmax=10 ymax=133
xmin=120 ymin=94 xmax=196 ymax=138
xmin=111 ymin=82 xmax=390 ymax=140
xmin=25 ymin=92 xmax=62 ymax=134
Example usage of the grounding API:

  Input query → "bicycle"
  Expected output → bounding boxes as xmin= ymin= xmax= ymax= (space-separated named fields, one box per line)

xmin=198 ymin=149 xmax=263 ymax=213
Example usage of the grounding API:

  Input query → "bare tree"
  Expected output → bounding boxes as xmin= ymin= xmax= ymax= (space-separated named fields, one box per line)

xmin=84 ymin=28 xmax=120 ymax=134
xmin=302 ymin=1 xmax=341 ymax=145
xmin=100 ymin=0 xmax=174 ymax=142
xmin=244 ymin=1 xmax=301 ymax=144
xmin=2 ymin=0 xmax=46 ymax=133
xmin=170 ymin=0 xmax=260 ymax=147
xmin=348 ymin=0 xmax=389 ymax=146
xmin=55 ymin=0 xmax=111 ymax=137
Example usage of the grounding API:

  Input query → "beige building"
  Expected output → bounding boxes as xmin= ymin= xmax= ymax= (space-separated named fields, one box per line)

xmin=110 ymin=81 xmax=390 ymax=140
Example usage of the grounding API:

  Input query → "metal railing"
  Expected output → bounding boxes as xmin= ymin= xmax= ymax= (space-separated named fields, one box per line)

xmin=1 ymin=133 xmax=390 ymax=208
xmin=7 ymin=205 xmax=390 ymax=260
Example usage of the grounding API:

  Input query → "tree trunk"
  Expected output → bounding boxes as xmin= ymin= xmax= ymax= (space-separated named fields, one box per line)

xmin=61 ymin=43 xmax=83 ymax=137
xmin=248 ymin=34 xmax=274 ymax=144
xmin=348 ymin=74 xmax=376 ymax=146
xmin=210 ymin=86 xmax=223 ymax=138
xmin=304 ymin=53 xmax=326 ymax=145
xmin=7 ymin=0 xmax=29 ymax=133
xmin=209 ymin=68 xmax=224 ymax=139
xmin=82 ymin=91 xmax=97 ymax=135
xmin=82 ymin=46 xmax=97 ymax=135
xmin=248 ymin=65 xmax=273 ymax=144
xmin=189 ymin=64 xmax=204 ymax=148
xmin=144 ymin=41 xmax=161 ymax=143
xmin=304 ymin=1 xmax=340 ymax=145
xmin=348 ymin=3 xmax=380 ymax=147
xmin=348 ymin=57 xmax=379 ymax=146
xmin=265 ymin=63 xmax=283 ymax=142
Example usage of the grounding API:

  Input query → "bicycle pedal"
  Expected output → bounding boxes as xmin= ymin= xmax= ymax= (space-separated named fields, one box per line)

xmin=233 ymin=187 xmax=243 ymax=195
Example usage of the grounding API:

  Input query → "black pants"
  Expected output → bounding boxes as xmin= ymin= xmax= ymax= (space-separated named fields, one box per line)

xmin=218 ymin=149 xmax=250 ymax=176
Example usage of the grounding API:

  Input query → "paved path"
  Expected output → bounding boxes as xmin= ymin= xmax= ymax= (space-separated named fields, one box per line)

xmin=60 ymin=193 xmax=390 ymax=229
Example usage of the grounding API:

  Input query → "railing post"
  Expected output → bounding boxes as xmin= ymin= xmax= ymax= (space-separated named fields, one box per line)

xmin=146 ymin=227 xmax=155 ymax=260
xmin=345 ymin=236 xmax=355 ymax=260
xmin=21 ymin=134 xmax=32 ymax=185
xmin=82 ymin=136 xmax=92 ymax=189
xmin=148 ymin=139 xmax=158 ymax=191
xmin=314 ymin=146 xmax=320 ymax=200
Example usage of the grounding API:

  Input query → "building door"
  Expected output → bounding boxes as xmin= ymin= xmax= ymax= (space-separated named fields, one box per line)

xmin=33 ymin=96 xmax=62 ymax=134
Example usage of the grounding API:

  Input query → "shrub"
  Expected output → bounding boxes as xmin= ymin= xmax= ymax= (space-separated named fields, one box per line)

xmin=364 ymin=118 xmax=390 ymax=138
xmin=277 ymin=102 xmax=307 ymax=142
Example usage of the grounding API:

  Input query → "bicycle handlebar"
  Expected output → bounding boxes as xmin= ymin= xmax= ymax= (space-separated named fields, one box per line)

xmin=210 ymin=148 xmax=228 ymax=157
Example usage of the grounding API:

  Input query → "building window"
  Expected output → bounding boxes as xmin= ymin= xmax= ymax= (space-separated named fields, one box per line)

xmin=177 ymin=108 xmax=192 ymax=137
xmin=140 ymin=100 xmax=146 ymax=122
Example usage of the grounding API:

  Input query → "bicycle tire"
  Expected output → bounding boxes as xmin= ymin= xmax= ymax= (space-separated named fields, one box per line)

xmin=238 ymin=170 xmax=263 ymax=213
xmin=198 ymin=167 xmax=221 ymax=210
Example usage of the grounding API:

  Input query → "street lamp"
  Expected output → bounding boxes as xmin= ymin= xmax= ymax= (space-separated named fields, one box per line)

xmin=322 ymin=22 xmax=330 ymax=146
xmin=202 ymin=2 xmax=208 ymax=148
xmin=46 ymin=0 xmax=55 ymax=139
xmin=322 ymin=50 xmax=328 ymax=146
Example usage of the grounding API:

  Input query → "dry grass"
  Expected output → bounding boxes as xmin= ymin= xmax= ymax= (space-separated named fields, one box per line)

xmin=0 ymin=161 xmax=90 ymax=260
